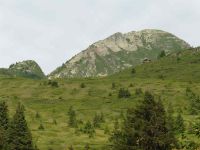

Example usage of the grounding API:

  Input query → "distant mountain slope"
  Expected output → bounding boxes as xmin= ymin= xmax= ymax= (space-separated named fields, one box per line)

xmin=113 ymin=47 xmax=200 ymax=82
xmin=49 ymin=29 xmax=190 ymax=78
xmin=0 ymin=60 xmax=45 ymax=79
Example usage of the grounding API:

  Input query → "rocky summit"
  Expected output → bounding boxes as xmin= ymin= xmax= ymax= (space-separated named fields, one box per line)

xmin=49 ymin=29 xmax=190 ymax=78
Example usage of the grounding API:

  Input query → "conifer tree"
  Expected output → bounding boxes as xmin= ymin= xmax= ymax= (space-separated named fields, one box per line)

xmin=0 ymin=127 xmax=7 ymax=150
xmin=175 ymin=113 xmax=185 ymax=134
xmin=110 ymin=91 xmax=176 ymax=150
xmin=8 ymin=103 xmax=34 ymax=150
xmin=68 ymin=106 xmax=77 ymax=127
xmin=0 ymin=101 xmax=9 ymax=130
xmin=68 ymin=145 xmax=74 ymax=150
xmin=0 ymin=101 xmax=9 ymax=149
xmin=84 ymin=144 xmax=90 ymax=150
xmin=158 ymin=50 xmax=166 ymax=58
xmin=93 ymin=113 xmax=100 ymax=128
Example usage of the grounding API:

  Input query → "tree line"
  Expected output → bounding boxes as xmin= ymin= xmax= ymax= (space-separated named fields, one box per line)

xmin=0 ymin=102 xmax=36 ymax=150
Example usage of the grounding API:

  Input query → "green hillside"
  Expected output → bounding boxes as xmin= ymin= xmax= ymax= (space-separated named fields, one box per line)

xmin=1 ymin=47 xmax=200 ymax=149
xmin=0 ymin=60 xmax=45 ymax=79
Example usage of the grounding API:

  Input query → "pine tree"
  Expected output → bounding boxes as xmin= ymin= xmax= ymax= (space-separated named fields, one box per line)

xmin=0 ymin=101 xmax=9 ymax=149
xmin=0 ymin=101 xmax=9 ymax=130
xmin=8 ymin=103 xmax=34 ymax=150
xmin=110 ymin=91 xmax=176 ymax=150
xmin=118 ymin=88 xmax=131 ymax=98
xmin=93 ymin=113 xmax=100 ymax=128
xmin=0 ymin=127 xmax=7 ymax=150
xmin=175 ymin=113 xmax=185 ymax=134
xmin=68 ymin=106 xmax=77 ymax=127
xmin=84 ymin=144 xmax=90 ymax=150
xmin=68 ymin=145 xmax=74 ymax=150
xmin=158 ymin=50 xmax=166 ymax=58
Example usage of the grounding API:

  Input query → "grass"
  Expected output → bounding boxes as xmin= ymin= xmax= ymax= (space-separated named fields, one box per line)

xmin=1 ymin=48 xmax=200 ymax=149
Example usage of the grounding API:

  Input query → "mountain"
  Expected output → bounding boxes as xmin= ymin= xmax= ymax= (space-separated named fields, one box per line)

xmin=112 ymin=46 xmax=200 ymax=82
xmin=49 ymin=29 xmax=190 ymax=78
xmin=0 ymin=60 xmax=45 ymax=79
xmin=1 ymin=47 xmax=200 ymax=150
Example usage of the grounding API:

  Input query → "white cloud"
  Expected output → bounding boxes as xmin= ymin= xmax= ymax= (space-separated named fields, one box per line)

xmin=0 ymin=0 xmax=199 ymax=74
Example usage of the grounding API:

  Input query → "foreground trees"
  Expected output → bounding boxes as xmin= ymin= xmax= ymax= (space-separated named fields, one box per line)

xmin=0 ymin=102 xmax=35 ymax=150
xmin=110 ymin=91 xmax=176 ymax=150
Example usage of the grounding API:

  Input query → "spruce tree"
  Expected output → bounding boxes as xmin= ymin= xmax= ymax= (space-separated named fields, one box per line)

xmin=93 ymin=113 xmax=100 ymax=128
xmin=0 ymin=101 xmax=9 ymax=130
xmin=0 ymin=127 xmax=7 ymax=150
xmin=175 ymin=113 xmax=185 ymax=134
xmin=110 ymin=91 xmax=176 ymax=150
xmin=68 ymin=106 xmax=77 ymax=127
xmin=0 ymin=101 xmax=9 ymax=149
xmin=8 ymin=103 xmax=34 ymax=150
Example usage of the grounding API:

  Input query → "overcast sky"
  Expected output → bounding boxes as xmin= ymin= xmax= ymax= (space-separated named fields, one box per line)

xmin=0 ymin=0 xmax=200 ymax=74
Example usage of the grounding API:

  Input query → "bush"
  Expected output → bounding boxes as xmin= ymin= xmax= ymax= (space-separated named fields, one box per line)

xmin=35 ymin=112 xmax=40 ymax=118
xmin=112 ymin=83 xmax=116 ymax=89
xmin=83 ymin=121 xmax=95 ymax=138
xmin=158 ymin=50 xmax=166 ymax=58
xmin=80 ymin=83 xmax=86 ymax=88
xmin=118 ymin=88 xmax=131 ymax=98
xmin=38 ymin=123 xmax=45 ymax=130
xmin=131 ymin=68 xmax=136 ymax=74
xmin=48 ymin=80 xmax=59 ymax=87
xmin=135 ymin=88 xmax=142 ymax=95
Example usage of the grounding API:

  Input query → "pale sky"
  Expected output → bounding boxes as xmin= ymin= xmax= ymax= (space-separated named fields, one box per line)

xmin=0 ymin=0 xmax=200 ymax=74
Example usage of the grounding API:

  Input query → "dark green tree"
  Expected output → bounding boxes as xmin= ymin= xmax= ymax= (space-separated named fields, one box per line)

xmin=131 ymin=68 xmax=136 ymax=74
xmin=0 ymin=101 xmax=9 ymax=130
xmin=8 ymin=103 xmax=34 ymax=150
xmin=0 ymin=127 xmax=7 ymax=150
xmin=68 ymin=145 xmax=74 ymax=150
xmin=174 ymin=113 xmax=185 ymax=134
xmin=118 ymin=88 xmax=131 ymax=98
xmin=93 ymin=113 xmax=101 ymax=128
xmin=84 ymin=144 xmax=90 ymax=150
xmin=0 ymin=101 xmax=9 ymax=150
xmin=110 ymin=91 xmax=176 ymax=150
xmin=80 ymin=83 xmax=86 ymax=88
xmin=83 ymin=121 xmax=95 ymax=138
xmin=112 ymin=83 xmax=116 ymax=89
xmin=68 ymin=106 xmax=77 ymax=127
xmin=158 ymin=50 xmax=166 ymax=58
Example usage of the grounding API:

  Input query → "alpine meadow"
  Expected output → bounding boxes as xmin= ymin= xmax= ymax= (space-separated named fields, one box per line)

xmin=1 ymin=1 xmax=200 ymax=150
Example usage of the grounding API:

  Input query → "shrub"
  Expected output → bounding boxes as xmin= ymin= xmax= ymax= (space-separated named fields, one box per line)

xmin=131 ymin=68 xmax=136 ymax=74
xmin=80 ymin=83 xmax=86 ymax=88
xmin=158 ymin=50 xmax=166 ymax=58
xmin=118 ymin=88 xmax=131 ymax=98
xmin=38 ymin=123 xmax=45 ymax=130
xmin=135 ymin=88 xmax=142 ymax=95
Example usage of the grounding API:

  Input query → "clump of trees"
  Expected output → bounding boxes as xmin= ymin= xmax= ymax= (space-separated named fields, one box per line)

xmin=110 ymin=91 xmax=177 ymax=150
xmin=48 ymin=80 xmax=59 ymax=87
xmin=118 ymin=88 xmax=131 ymax=98
xmin=0 ymin=101 xmax=36 ymax=150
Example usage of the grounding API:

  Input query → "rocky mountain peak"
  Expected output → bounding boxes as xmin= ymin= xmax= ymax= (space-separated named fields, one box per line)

xmin=49 ymin=29 xmax=191 ymax=78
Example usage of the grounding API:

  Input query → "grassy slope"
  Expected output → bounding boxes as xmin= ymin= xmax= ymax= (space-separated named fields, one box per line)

xmin=1 ymin=48 xmax=200 ymax=149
